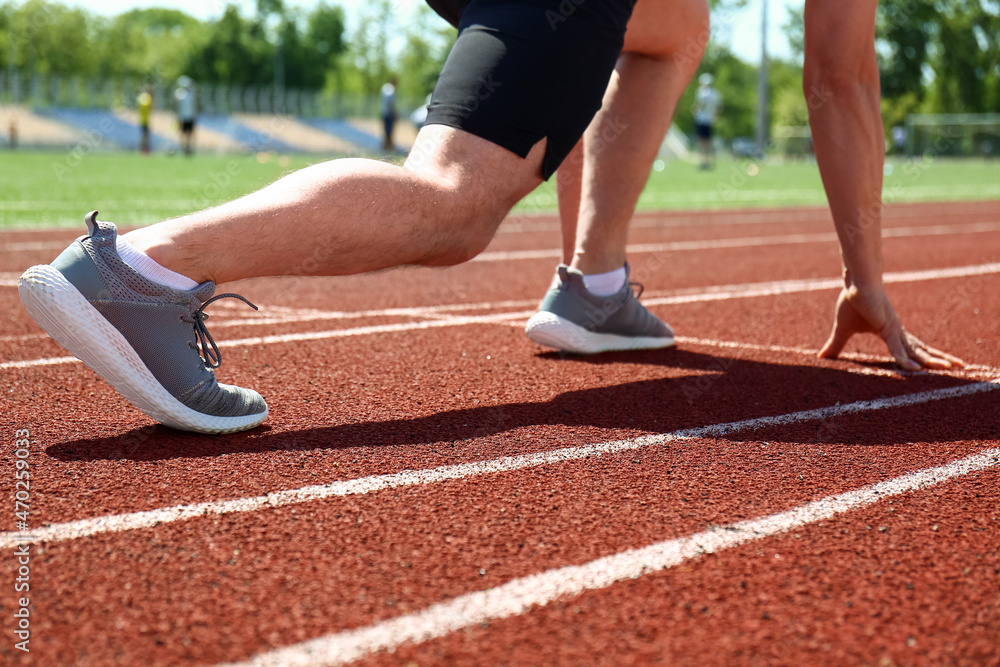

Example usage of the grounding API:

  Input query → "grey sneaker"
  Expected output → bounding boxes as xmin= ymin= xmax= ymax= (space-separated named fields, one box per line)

xmin=18 ymin=211 xmax=267 ymax=434
xmin=525 ymin=263 xmax=675 ymax=354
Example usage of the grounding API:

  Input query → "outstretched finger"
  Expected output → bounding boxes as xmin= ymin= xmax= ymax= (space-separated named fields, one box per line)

xmin=884 ymin=333 xmax=921 ymax=371
xmin=909 ymin=345 xmax=953 ymax=370
xmin=905 ymin=335 xmax=965 ymax=369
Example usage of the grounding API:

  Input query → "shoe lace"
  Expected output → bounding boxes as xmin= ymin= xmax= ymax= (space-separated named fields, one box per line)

xmin=182 ymin=293 xmax=258 ymax=369
xmin=629 ymin=281 xmax=644 ymax=299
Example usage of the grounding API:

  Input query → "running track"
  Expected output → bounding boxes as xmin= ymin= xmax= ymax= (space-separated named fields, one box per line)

xmin=1 ymin=201 xmax=998 ymax=666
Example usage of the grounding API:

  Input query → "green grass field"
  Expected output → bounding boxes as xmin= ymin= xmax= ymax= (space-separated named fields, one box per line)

xmin=2 ymin=150 xmax=998 ymax=228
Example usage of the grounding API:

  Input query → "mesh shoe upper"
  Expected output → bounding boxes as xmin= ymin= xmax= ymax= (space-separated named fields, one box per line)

xmin=537 ymin=263 xmax=674 ymax=339
xmin=49 ymin=211 xmax=265 ymax=419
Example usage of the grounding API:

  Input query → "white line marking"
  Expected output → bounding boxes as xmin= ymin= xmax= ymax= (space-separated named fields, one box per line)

xmin=203 ymin=260 xmax=1000 ymax=323
xmin=0 ymin=299 xmax=539 ymax=343
xmin=636 ymin=183 xmax=1000 ymax=206
xmin=0 ymin=241 xmax=73 ymax=253
xmin=0 ymin=355 xmax=79 ymax=370
xmin=218 ymin=311 xmax=533 ymax=347
xmin=643 ymin=261 xmax=1000 ymax=306
xmin=0 ymin=314 xmax=534 ymax=369
xmin=0 ymin=204 xmax=993 ymax=240
xmin=210 ymin=299 xmax=537 ymax=328
xmin=0 ymin=333 xmax=45 ymax=343
xmin=5 ymin=262 xmax=999 ymax=370
xmin=4 ymin=221 xmax=998 ymax=271
xmin=223 ymin=443 xmax=1000 ymax=667
xmin=1 ymin=380 xmax=996 ymax=551
xmin=472 ymin=222 xmax=1000 ymax=262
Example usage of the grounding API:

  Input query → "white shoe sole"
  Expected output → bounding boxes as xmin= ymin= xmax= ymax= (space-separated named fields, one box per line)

xmin=18 ymin=265 xmax=267 ymax=434
xmin=524 ymin=311 xmax=676 ymax=354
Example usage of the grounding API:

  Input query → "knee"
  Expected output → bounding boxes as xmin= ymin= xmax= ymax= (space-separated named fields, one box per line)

xmin=420 ymin=194 xmax=510 ymax=267
xmin=802 ymin=12 xmax=879 ymax=98
xmin=803 ymin=49 xmax=879 ymax=111
xmin=625 ymin=0 xmax=710 ymax=67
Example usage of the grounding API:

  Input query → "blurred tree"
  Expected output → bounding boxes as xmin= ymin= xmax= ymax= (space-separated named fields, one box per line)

xmin=876 ymin=0 xmax=934 ymax=101
xmin=782 ymin=1 xmax=999 ymax=139
xmin=877 ymin=0 xmax=1000 ymax=114
xmin=256 ymin=0 xmax=284 ymax=19
xmin=280 ymin=3 xmax=346 ymax=90
xmin=348 ymin=0 xmax=393 ymax=100
xmin=183 ymin=6 xmax=264 ymax=85
xmin=396 ymin=4 xmax=456 ymax=103
xmin=306 ymin=2 xmax=347 ymax=71
xmin=97 ymin=9 xmax=204 ymax=81
xmin=769 ymin=60 xmax=805 ymax=128
xmin=783 ymin=6 xmax=803 ymax=61
xmin=933 ymin=2 xmax=999 ymax=113
xmin=2 ymin=0 xmax=100 ymax=75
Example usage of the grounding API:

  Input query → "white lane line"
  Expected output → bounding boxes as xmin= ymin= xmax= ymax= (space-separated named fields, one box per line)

xmin=5 ymin=262 xmax=999 ymax=371
xmin=210 ymin=260 xmax=1000 ymax=323
xmin=223 ymin=443 xmax=1000 ymax=667
xmin=0 ymin=356 xmax=79 ymax=370
xmin=0 ymin=299 xmax=540 ymax=343
xmin=0 ymin=273 xmax=21 ymax=287
xmin=472 ymin=222 xmax=1000 ymax=262
xmin=211 ymin=260 xmax=1000 ymax=330
xmin=637 ymin=183 xmax=1000 ymax=205
xmin=219 ymin=311 xmax=535 ymax=348
xmin=0 ymin=313 xmax=537 ymax=369
xmin=0 ymin=241 xmax=74 ymax=253
xmin=644 ymin=261 xmax=1000 ymax=307
xmin=0 ymin=204 xmax=992 ymax=242
xmin=0 ymin=333 xmax=47 ymax=343
xmin=4 ymin=221 xmax=998 ymax=272
xmin=211 ymin=299 xmax=537 ymax=328
xmin=1 ymin=380 xmax=996 ymax=551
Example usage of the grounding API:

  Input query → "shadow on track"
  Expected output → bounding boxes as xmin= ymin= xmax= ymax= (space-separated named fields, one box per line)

xmin=47 ymin=347 xmax=995 ymax=463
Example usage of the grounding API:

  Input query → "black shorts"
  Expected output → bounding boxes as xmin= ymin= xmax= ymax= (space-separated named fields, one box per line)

xmin=424 ymin=0 xmax=635 ymax=179
xmin=695 ymin=122 xmax=713 ymax=140
xmin=181 ymin=120 xmax=195 ymax=134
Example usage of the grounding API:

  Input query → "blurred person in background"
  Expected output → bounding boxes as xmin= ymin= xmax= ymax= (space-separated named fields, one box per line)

xmin=175 ymin=76 xmax=196 ymax=156
xmin=692 ymin=72 xmax=722 ymax=169
xmin=137 ymin=85 xmax=153 ymax=155
xmin=381 ymin=77 xmax=398 ymax=152
xmin=891 ymin=125 xmax=907 ymax=155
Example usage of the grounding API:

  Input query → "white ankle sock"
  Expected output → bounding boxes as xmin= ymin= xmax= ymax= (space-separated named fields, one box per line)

xmin=116 ymin=236 xmax=199 ymax=291
xmin=582 ymin=266 xmax=627 ymax=296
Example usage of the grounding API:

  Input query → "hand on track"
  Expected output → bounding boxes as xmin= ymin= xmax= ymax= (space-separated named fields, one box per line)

xmin=818 ymin=285 xmax=964 ymax=371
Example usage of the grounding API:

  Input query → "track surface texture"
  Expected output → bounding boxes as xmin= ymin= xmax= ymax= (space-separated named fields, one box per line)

xmin=1 ymin=201 xmax=999 ymax=666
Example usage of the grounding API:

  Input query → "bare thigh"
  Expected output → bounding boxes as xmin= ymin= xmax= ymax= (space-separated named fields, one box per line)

xmin=623 ymin=0 xmax=710 ymax=58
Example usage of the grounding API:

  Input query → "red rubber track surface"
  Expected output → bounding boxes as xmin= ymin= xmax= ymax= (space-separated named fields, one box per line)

xmin=1 ymin=201 xmax=998 ymax=666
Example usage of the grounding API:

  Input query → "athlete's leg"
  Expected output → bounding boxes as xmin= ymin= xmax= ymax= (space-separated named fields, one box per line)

xmin=700 ymin=134 xmax=711 ymax=168
xmin=527 ymin=0 xmax=709 ymax=354
xmin=558 ymin=0 xmax=709 ymax=275
xmin=124 ymin=125 xmax=545 ymax=285
xmin=20 ymin=0 xmax=628 ymax=432
xmin=556 ymin=140 xmax=585 ymax=265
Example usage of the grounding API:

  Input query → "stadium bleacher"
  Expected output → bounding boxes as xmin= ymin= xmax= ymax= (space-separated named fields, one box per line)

xmin=297 ymin=117 xmax=385 ymax=153
xmin=3 ymin=103 xmax=415 ymax=155
xmin=0 ymin=104 xmax=87 ymax=148
xmin=233 ymin=114 xmax=356 ymax=154
xmin=37 ymin=107 xmax=171 ymax=151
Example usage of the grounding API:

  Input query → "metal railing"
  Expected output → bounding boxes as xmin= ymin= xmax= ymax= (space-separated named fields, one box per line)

xmin=0 ymin=70 xmax=424 ymax=119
